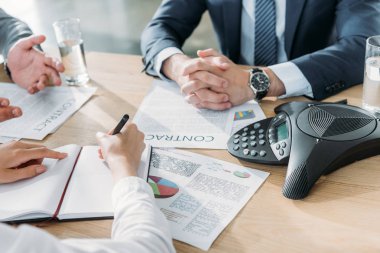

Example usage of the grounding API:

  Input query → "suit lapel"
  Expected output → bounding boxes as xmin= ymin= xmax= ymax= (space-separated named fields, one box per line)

xmin=222 ymin=0 xmax=242 ymax=62
xmin=285 ymin=0 xmax=306 ymax=57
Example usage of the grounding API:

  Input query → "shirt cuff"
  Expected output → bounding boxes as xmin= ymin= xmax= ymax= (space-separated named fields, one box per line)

xmin=154 ymin=47 xmax=183 ymax=81
xmin=269 ymin=61 xmax=314 ymax=98
xmin=112 ymin=177 xmax=154 ymax=208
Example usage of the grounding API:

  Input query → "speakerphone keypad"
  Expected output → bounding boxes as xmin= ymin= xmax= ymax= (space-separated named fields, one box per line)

xmin=232 ymin=124 xmax=269 ymax=158
xmin=228 ymin=114 xmax=291 ymax=164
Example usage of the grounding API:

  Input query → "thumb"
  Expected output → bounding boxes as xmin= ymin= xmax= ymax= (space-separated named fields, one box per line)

xmin=96 ymin=132 xmax=109 ymax=160
xmin=7 ymin=165 xmax=46 ymax=183
xmin=96 ymin=131 xmax=107 ymax=140
xmin=96 ymin=132 xmax=110 ymax=147
xmin=197 ymin=48 xmax=220 ymax=58
xmin=17 ymin=35 xmax=46 ymax=50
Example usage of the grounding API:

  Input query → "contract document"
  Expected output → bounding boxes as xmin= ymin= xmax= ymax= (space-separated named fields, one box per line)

xmin=0 ymin=83 xmax=96 ymax=140
xmin=148 ymin=148 xmax=269 ymax=250
xmin=134 ymin=80 xmax=266 ymax=149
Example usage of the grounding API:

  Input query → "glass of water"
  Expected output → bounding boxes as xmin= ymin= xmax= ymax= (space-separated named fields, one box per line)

xmin=53 ymin=18 xmax=89 ymax=85
xmin=363 ymin=35 xmax=380 ymax=116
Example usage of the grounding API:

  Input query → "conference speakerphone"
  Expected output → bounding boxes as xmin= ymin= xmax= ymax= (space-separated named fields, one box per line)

xmin=228 ymin=101 xmax=380 ymax=199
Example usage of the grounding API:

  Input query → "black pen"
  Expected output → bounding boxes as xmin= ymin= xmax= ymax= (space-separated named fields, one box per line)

xmin=112 ymin=114 xmax=129 ymax=135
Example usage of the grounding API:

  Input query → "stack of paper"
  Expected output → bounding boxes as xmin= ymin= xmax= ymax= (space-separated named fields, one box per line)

xmin=0 ymin=83 xmax=96 ymax=141
xmin=134 ymin=80 xmax=266 ymax=149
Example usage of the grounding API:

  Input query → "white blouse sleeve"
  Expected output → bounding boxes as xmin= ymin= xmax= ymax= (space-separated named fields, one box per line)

xmin=0 ymin=177 xmax=176 ymax=253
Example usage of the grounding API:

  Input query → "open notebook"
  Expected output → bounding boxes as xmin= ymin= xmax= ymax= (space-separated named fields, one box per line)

xmin=0 ymin=145 xmax=151 ymax=222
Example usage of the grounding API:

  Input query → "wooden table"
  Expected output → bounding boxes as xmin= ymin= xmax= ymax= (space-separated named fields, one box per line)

xmin=6 ymin=52 xmax=380 ymax=252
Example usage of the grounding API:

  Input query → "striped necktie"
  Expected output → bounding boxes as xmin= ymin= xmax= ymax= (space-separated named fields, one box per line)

xmin=254 ymin=0 xmax=277 ymax=66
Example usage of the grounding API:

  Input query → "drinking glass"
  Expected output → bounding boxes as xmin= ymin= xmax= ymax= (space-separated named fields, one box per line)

xmin=363 ymin=35 xmax=380 ymax=116
xmin=53 ymin=18 xmax=89 ymax=85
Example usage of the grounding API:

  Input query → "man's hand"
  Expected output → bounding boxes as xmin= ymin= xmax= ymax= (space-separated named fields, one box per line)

xmin=7 ymin=35 xmax=65 ymax=94
xmin=96 ymin=123 xmax=146 ymax=183
xmin=0 ymin=141 xmax=67 ymax=184
xmin=198 ymin=49 xmax=286 ymax=106
xmin=0 ymin=97 xmax=22 ymax=122
xmin=162 ymin=53 xmax=232 ymax=110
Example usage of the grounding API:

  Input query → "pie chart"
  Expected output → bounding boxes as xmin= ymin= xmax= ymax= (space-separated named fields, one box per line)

xmin=233 ymin=171 xmax=251 ymax=178
xmin=148 ymin=176 xmax=179 ymax=198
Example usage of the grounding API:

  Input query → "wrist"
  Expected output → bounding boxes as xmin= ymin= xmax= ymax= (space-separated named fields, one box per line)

xmin=162 ymin=53 xmax=190 ymax=82
xmin=242 ymin=70 xmax=255 ymax=101
xmin=107 ymin=156 xmax=138 ymax=181
xmin=263 ymin=67 xmax=286 ymax=97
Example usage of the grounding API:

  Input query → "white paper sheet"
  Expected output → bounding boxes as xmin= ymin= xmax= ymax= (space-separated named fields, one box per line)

xmin=0 ymin=83 xmax=96 ymax=140
xmin=0 ymin=136 xmax=19 ymax=144
xmin=147 ymin=148 xmax=269 ymax=251
xmin=133 ymin=80 xmax=266 ymax=149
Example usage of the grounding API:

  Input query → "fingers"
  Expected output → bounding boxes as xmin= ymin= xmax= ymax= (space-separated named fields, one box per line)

xmin=29 ymin=67 xmax=61 ymax=93
xmin=188 ymin=71 xmax=227 ymax=89
xmin=210 ymin=56 xmax=230 ymax=70
xmin=181 ymin=80 xmax=210 ymax=95
xmin=0 ymin=106 xmax=22 ymax=122
xmin=185 ymin=92 xmax=232 ymax=111
xmin=42 ymin=64 xmax=62 ymax=86
xmin=12 ymin=141 xmax=44 ymax=149
xmin=17 ymin=35 xmax=46 ymax=50
xmin=98 ymin=148 xmax=104 ymax=160
xmin=27 ymin=75 xmax=48 ymax=94
xmin=96 ymin=132 xmax=108 ymax=160
xmin=196 ymin=89 xmax=229 ymax=103
xmin=96 ymin=123 xmax=144 ymax=162
xmin=120 ymin=122 xmax=137 ymax=135
xmin=18 ymin=147 xmax=67 ymax=164
xmin=96 ymin=132 xmax=109 ymax=147
xmin=0 ymin=98 xmax=9 ymax=107
xmin=44 ymin=57 xmax=65 ymax=73
xmin=197 ymin=49 xmax=230 ymax=70
xmin=197 ymin=48 xmax=221 ymax=58
xmin=0 ymin=165 xmax=47 ymax=184
xmin=181 ymin=78 xmax=227 ymax=97
xmin=182 ymin=58 xmax=221 ymax=76
xmin=198 ymin=101 xmax=232 ymax=110
xmin=27 ymin=85 xmax=39 ymax=94
xmin=36 ymin=74 xmax=49 ymax=91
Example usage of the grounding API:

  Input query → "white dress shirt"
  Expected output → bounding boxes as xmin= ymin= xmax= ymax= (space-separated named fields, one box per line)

xmin=154 ymin=0 xmax=314 ymax=98
xmin=0 ymin=177 xmax=176 ymax=253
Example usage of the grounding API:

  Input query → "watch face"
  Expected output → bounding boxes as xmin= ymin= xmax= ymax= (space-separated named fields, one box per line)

xmin=252 ymin=72 xmax=269 ymax=92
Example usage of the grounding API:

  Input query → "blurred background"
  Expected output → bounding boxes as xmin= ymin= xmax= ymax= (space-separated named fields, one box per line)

xmin=0 ymin=0 xmax=218 ymax=56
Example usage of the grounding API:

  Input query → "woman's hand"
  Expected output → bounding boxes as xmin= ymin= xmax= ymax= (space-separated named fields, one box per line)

xmin=0 ymin=97 xmax=22 ymax=122
xmin=96 ymin=123 xmax=146 ymax=182
xmin=0 ymin=141 xmax=67 ymax=184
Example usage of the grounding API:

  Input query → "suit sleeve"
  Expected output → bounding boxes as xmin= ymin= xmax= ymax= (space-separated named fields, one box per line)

xmin=0 ymin=8 xmax=33 ymax=60
xmin=140 ymin=0 xmax=207 ymax=76
xmin=291 ymin=0 xmax=380 ymax=100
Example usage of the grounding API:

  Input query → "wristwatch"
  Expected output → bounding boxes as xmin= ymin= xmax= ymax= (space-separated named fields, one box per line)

xmin=248 ymin=68 xmax=270 ymax=101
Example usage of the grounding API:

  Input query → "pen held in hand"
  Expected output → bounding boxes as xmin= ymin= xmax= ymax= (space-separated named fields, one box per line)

xmin=112 ymin=114 xmax=129 ymax=135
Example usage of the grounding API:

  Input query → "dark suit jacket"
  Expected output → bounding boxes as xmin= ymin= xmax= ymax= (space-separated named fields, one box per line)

xmin=141 ymin=0 xmax=380 ymax=100
xmin=0 ymin=9 xmax=33 ymax=60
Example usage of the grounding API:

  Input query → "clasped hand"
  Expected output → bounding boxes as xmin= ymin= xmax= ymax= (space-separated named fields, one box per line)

xmin=163 ymin=48 xmax=253 ymax=110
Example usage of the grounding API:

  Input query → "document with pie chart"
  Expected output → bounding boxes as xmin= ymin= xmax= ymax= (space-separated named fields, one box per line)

xmin=148 ymin=148 xmax=269 ymax=251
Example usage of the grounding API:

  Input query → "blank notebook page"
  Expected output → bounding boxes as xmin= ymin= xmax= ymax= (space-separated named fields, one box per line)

xmin=58 ymin=146 xmax=114 ymax=219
